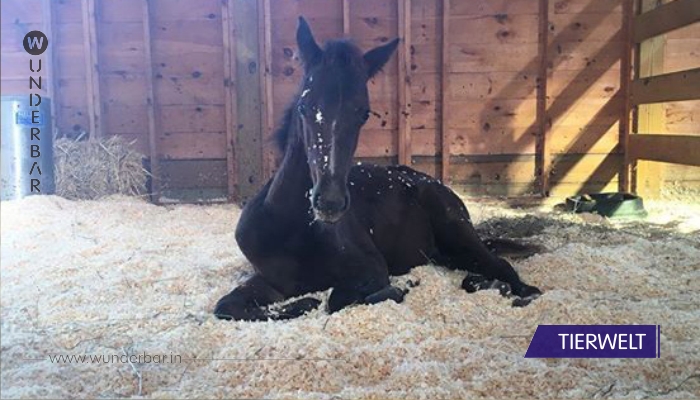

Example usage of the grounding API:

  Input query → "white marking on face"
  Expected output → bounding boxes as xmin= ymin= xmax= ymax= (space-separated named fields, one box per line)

xmin=315 ymin=109 xmax=324 ymax=124
xmin=301 ymin=89 xmax=310 ymax=98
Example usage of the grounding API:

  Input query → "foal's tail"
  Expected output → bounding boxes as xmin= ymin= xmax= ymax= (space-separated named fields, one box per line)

xmin=483 ymin=238 xmax=543 ymax=259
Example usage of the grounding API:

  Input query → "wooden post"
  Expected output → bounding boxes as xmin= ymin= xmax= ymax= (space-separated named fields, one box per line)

xmin=440 ymin=0 xmax=451 ymax=183
xmin=81 ymin=0 xmax=103 ymax=140
xmin=397 ymin=0 xmax=412 ymax=166
xmin=142 ymin=0 xmax=161 ymax=203
xmin=342 ymin=0 xmax=350 ymax=36
xmin=635 ymin=0 xmax=667 ymax=199
xmin=232 ymin=0 xmax=264 ymax=203
xmin=42 ymin=0 xmax=59 ymax=139
xmin=619 ymin=0 xmax=634 ymax=193
xmin=222 ymin=0 xmax=239 ymax=201
xmin=258 ymin=0 xmax=274 ymax=181
xmin=535 ymin=0 xmax=550 ymax=196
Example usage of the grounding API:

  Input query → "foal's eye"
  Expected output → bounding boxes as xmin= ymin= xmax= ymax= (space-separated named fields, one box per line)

xmin=360 ymin=109 xmax=371 ymax=123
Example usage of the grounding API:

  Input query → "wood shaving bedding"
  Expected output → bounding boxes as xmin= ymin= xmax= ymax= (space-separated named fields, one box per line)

xmin=1 ymin=195 xmax=699 ymax=399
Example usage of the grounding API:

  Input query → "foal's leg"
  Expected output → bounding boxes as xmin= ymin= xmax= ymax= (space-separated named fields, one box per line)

xmin=417 ymin=182 xmax=542 ymax=305
xmin=326 ymin=221 xmax=407 ymax=313
xmin=214 ymin=274 xmax=321 ymax=321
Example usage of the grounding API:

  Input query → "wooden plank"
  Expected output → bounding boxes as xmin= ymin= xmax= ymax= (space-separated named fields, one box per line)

xmin=158 ymin=132 xmax=227 ymax=160
xmin=154 ymin=77 xmax=225 ymax=106
xmin=449 ymin=14 xmax=540 ymax=45
xmin=343 ymin=0 xmax=350 ymax=35
xmin=356 ymin=129 xmax=398 ymax=157
xmin=549 ymin=11 xmax=624 ymax=43
xmin=634 ymin=0 xmax=667 ymax=198
xmin=259 ymin=0 xmax=275 ymax=179
xmin=451 ymin=0 xmax=540 ymax=16
xmin=535 ymin=0 xmax=551 ymax=196
xmin=57 ymin=105 xmax=90 ymax=136
xmin=159 ymin=105 xmax=226 ymax=134
xmin=142 ymin=0 xmax=161 ymax=203
xmin=620 ymin=0 xmax=634 ymax=192
xmin=222 ymin=0 xmax=237 ymax=201
xmin=151 ymin=19 xmax=223 ymax=55
xmin=103 ymin=103 xmax=148 ymax=134
xmin=448 ymin=71 xmax=539 ymax=100
xmin=553 ymin=0 xmax=623 ymax=14
xmin=54 ymin=0 xmax=82 ymax=23
xmin=81 ymin=0 xmax=103 ymax=140
xmin=631 ymin=67 xmax=700 ymax=105
xmin=633 ymin=0 xmax=700 ymax=43
xmin=100 ymin=0 xmax=141 ymax=22
xmin=232 ymin=0 xmax=263 ymax=203
xmin=151 ymin=0 xmax=221 ymax=21
xmin=664 ymin=38 xmax=700 ymax=74
xmin=665 ymin=100 xmax=700 ymax=134
xmin=43 ymin=0 xmax=59 ymax=136
xmin=160 ymin=159 xmax=228 ymax=189
xmin=1 ymin=0 xmax=42 ymax=24
xmin=629 ymin=134 xmax=700 ymax=166
xmin=440 ymin=0 xmax=450 ymax=183
xmin=397 ymin=0 xmax=411 ymax=166
xmin=449 ymin=42 xmax=539 ymax=73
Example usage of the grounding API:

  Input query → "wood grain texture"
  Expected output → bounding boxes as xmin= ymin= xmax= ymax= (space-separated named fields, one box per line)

xmin=142 ymin=0 xmax=161 ymax=202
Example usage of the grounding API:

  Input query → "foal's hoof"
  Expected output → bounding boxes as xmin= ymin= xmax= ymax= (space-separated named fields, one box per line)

xmin=364 ymin=285 xmax=406 ymax=305
xmin=511 ymin=285 xmax=542 ymax=307
xmin=461 ymin=274 xmax=511 ymax=296
xmin=213 ymin=295 xmax=260 ymax=321
xmin=272 ymin=297 xmax=322 ymax=319
xmin=213 ymin=300 xmax=238 ymax=321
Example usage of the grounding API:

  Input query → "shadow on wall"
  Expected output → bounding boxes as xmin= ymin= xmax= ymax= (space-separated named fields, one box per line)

xmin=476 ymin=0 xmax=623 ymax=198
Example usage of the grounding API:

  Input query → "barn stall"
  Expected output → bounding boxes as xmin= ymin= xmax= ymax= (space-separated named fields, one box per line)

xmin=1 ymin=0 xmax=699 ymax=398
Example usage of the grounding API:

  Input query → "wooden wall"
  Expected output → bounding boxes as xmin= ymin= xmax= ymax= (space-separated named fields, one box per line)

xmin=658 ymin=22 xmax=700 ymax=196
xmin=2 ymin=0 xmax=698 ymax=202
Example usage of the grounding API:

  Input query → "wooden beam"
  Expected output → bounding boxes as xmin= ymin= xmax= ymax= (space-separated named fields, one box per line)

xmin=440 ymin=0 xmax=450 ymax=183
xmin=397 ymin=0 xmax=412 ymax=166
xmin=222 ymin=0 xmax=238 ymax=201
xmin=629 ymin=134 xmax=700 ymax=166
xmin=634 ymin=0 xmax=667 ymax=199
xmin=258 ymin=0 xmax=274 ymax=181
xmin=535 ymin=0 xmax=550 ymax=196
xmin=633 ymin=0 xmax=700 ymax=43
xmin=631 ymin=67 xmax=700 ymax=105
xmin=619 ymin=0 xmax=634 ymax=193
xmin=232 ymin=0 xmax=264 ymax=203
xmin=42 ymin=0 xmax=59 ymax=138
xmin=142 ymin=0 xmax=161 ymax=203
xmin=342 ymin=0 xmax=350 ymax=35
xmin=81 ymin=0 xmax=102 ymax=140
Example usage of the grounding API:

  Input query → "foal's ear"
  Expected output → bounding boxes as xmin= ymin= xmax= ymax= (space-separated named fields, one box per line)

xmin=297 ymin=16 xmax=322 ymax=68
xmin=363 ymin=38 xmax=400 ymax=79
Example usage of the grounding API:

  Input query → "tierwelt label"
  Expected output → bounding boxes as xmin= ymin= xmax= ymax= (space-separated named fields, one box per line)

xmin=525 ymin=325 xmax=660 ymax=358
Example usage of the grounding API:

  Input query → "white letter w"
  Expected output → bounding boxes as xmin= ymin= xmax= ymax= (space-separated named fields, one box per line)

xmin=27 ymin=36 xmax=44 ymax=49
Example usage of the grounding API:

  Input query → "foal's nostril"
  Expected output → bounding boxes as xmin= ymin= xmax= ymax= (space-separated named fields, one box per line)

xmin=313 ymin=193 xmax=347 ymax=214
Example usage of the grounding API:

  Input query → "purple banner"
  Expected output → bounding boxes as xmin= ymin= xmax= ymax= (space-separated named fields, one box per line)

xmin=525 ymin=325 xmax=660 ymax=358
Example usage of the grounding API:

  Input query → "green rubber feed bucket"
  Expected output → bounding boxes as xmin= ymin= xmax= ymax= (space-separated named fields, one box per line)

xmin=1 ymin=95 xmax=55 ymax=200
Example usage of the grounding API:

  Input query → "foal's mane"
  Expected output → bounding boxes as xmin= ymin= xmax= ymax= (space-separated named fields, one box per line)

xmin=274 ymin=39 xmax=365 ymax=152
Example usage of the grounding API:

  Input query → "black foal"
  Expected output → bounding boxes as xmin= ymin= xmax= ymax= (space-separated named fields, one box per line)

xmin=214 ymin=17 xmax=542 ymax=321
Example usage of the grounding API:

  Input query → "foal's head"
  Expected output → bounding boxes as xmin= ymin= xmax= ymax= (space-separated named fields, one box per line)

xmin=295 ymin=17 xmax=398 ymax=223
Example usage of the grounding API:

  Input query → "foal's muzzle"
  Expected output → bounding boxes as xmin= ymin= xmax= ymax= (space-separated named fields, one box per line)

xmin=311 ymin=182 xmax=350 ymax=223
